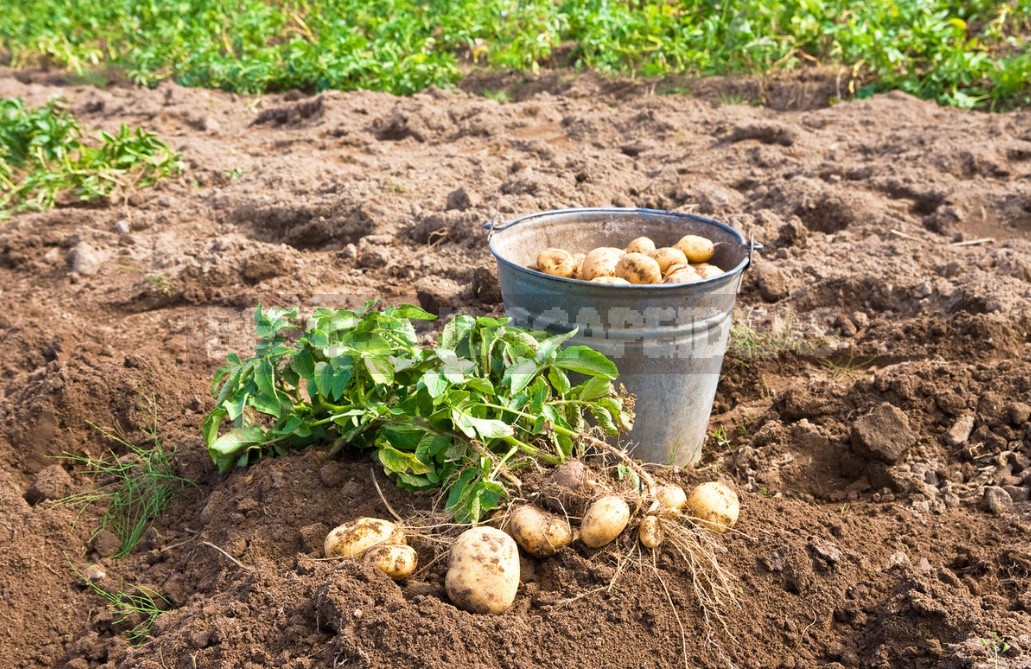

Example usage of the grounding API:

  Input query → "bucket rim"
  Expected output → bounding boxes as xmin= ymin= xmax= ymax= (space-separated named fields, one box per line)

xmin=486 ymin=207 xmax=751 ymax=290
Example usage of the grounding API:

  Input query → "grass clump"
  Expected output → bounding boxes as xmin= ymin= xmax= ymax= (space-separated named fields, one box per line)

xmin=0 ymin=97 xmax=180 ymax=217
xmin=57 ymin=421 xmax=194 ymax=558
xmin=77 ymin=576 xmax=171 ymax=645
xmin=0 ymin=0 xmax=1028 ymax=109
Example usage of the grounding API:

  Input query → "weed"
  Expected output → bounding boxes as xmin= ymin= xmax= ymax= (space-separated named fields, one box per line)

xmin=819 ymin=356 xmax=876 ymax=381
xmin=838 ymin=502 xmax=851 ymax=515
xmin=142 ymin=273 xmax=172 ymax=296
xmin=0 ymin=97 xmax=180 ymax=217
xmin=728 ymin=318 xmax=808 ymax=364
xmin=980 ymin=632 xmax=1010 ymax=668
xmin=226 ymin=167 xmax=246 ymax=180
xmin=710 ymin=426 xmax=731 ymax=449
xmin=78 ymin=575 xmax=170 ymax=645
xmin=481 ymin=88 xmax=511 ymax=103
xmin=56 ymin=417 xmax=194 ymax=557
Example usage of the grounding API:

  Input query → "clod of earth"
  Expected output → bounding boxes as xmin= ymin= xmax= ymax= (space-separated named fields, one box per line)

xmin=850 ymin=402 xmax=917 ymax=464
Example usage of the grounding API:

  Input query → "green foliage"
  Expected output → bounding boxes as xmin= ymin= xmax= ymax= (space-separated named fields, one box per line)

xmin=0 ymin=0 xmax=1028 ymax=108
xmin=0 ymin=97 xmax=180 ymax=217
xmin=204 ymin=302 xmax=633 ymax=523
xmin=57 ymin=423 xmax=195 ymax=557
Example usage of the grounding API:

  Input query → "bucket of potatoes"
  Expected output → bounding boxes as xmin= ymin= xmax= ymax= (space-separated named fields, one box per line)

xmin=533 ymin=233 xmax=724 ymax=285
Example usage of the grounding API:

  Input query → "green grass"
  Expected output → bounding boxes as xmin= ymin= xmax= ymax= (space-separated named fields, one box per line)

xmin=77 ymin=575 xmax=171 ymax=645
xmin=0 ymin=97 xmax=180 ymax=217
xmin=0 ymin=0 xmax=1028 ymax=109
xmin=56 ymin=421 xmax=195 ymax=558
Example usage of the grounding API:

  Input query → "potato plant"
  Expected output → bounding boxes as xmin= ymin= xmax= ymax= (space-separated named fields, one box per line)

xmin=204 ymin=302 xmax=633 ymax=522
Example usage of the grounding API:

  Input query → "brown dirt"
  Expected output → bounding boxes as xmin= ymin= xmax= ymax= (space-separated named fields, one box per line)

xmin=1 ymin=67 xmax=1030 ymax=669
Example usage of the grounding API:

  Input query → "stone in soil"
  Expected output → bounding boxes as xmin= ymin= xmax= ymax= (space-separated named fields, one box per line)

xmin=943 ymin=413 xmax=976 ymax=447
xmin=983 ymin=486 xmax=1014 ymax=515
xmin=850 ymin=403 xmax=917 ymax=464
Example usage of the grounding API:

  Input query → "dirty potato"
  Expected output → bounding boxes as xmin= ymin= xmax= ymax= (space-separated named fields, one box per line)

xmin=364 ymin=544 xmax=418 ymax=580
xmin=507 ymin=505 xmax=574 ymax=558
xmin=686 ymin=482 xmax=740 ymax=533
xmin=615 ymin=253 xmax=662 ymax=284
xmin=571 ymin=252 xmax=586 ymax=279
xmin=664 ymin=266 xmax=701 ymax=284
xmin=590 ymin=276 xmax=631 ymax=285
xmin=535 ymin=248 xmax=577 ymax=278
xmin=654 ymin=484 xmax=688 ymax=517
xmin=649 ymin=247 xmax=688 ymax=274
xmin=626 ymin=236 xmax=656 ymax=255
xmin=324 ymin=518 xmax=405 ymax=559
xmin=580 ymin=496 xmax=631 ymax=548
xmin=675 ymin=234 xmax=715 ymax=263
xmin=693 ymin=263 xmax=725 ymax=279
xmin=580 ymin=247 xmax=625 ymax=280
xmin=445 ymin=527 xmax=520 ymax=614
xmin=638 ymin=516 xmax=664 ymax=549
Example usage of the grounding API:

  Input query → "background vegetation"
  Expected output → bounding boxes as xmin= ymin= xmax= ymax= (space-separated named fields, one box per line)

xmin=1 ymin=0 xmax=1029 ymax=108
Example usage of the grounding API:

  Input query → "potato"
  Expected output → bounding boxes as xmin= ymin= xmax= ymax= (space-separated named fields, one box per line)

xmin=615 ymin=253 xmax=662 ymax=284
xmin=507 ymin=505 xmax=573 ymax=558
xmin=626 ymin=236 xmax=656 ymax=255
xmin=693 ymin=263 xmax=724 ymax=279
xmin=580 ymin=495 xmax=630 ymax=548
xmin=590 ymin=276 xmax=631 ymax=285
xmin=541 ymin=460 xmax=597 ymax=516
xmin=686 ymin=482 xmax=739 ymax=533
xmin=650 ymin=247 xmax=688 ymax=274
xmin=638 ymin=516 xmax=664 ymax=549
xmin=445 ymin=527 xmax=520 ymax=614
xmin=364 ymin=544 xmax=418 ymax=580
xmin=580 ymin=247 xmax=624 ymax=280
xmin=571 ymin=253 xmax=586 ymax=279
xmin=654 ymin=484 xmax=688 ymax=517
xmin=664 ymin=266 xmax=701 ymax=284
xmin=535 ymin=248 xmax=577 ymax=278
xmin=324 ymin=518 xmax=405 ymax=559
xmin=675 ymin=234 xmax=715 ymax=263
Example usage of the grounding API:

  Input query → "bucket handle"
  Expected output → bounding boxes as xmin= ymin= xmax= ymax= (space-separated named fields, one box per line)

xmin=746 ymin=237 xmax=763 ymax=269
xmin=483 ymin=211 xmax=502 ymax=242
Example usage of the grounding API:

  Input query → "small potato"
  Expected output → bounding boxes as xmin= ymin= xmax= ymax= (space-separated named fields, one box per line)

xmin=364 ymin=544 xmax=418 ymax=580
xmin=654 ymin=484 xmax=688 ymax=517
xmin=445 ymin=527 xmax=520 ymax=614
xmin=664 ymin=266 xmax=701 ymax=284
xmin=535 ymin=248 xmax=577 ymax=278
xmin=649 ymin=247 xmax=688 ymax=274
xmin=542 ymin=460 xmax=597 ymax=516
xmin=507 ymin=505 xmax=573 ymax=558
xmin=572 ymin=253 xmax=586 ymax=279
xmin=324 ymin=518 xmax=405 ymax=559
xmin=686 ymin=482 xmax=740 ymax=533
xmin=580 ymin=495 xmax=631 ymax=548
xmin=580 ymin=247 xmax=624 ymax=280
xmin=675 ymin=234 xmax=715 ymax=263
xmin=590 ymin=276 xmax=631 ymax=285
xmin=615 ymin=253 xmax=662 ymax=284
xmin=626 ymin=237 xmax=656 ymax=255
xmin=638 ymin=516 xmax=664 ymax=549
xmin=693 ymin=263 xmax=724 ymax=279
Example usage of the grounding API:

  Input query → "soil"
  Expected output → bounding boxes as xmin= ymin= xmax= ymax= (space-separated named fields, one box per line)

xmin=1 ymin=66 xmax=1030 ymax=669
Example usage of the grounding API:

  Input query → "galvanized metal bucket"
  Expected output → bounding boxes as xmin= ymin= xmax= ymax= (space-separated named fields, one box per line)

xmin=486 ymin=208 xmax=755 ymax=467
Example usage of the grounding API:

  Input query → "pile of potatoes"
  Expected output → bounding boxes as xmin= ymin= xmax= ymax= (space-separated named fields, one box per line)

xmin=323 ymin=469 xmax=739 ymax=616
xmin=533 ymin=233 xmax=725 ymax=285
